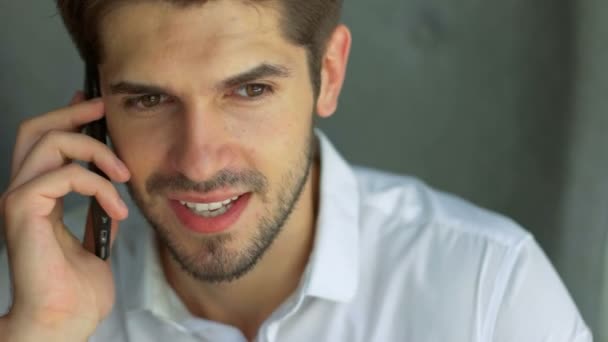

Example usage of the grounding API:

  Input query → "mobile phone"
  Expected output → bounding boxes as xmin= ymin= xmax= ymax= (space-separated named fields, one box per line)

xmin=84 ymin=64 xmax=112 ymax=260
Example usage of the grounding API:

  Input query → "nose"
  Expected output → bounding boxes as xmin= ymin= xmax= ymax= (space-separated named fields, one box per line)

xmin=169 ymin=106 xmax=236 ymax=183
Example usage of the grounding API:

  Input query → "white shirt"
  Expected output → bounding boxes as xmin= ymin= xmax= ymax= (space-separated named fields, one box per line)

xmin=0 ymin=131 xmax=592 ymax=341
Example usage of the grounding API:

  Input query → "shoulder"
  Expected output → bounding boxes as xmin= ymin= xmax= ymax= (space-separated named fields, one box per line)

xmin=353 ymin=165 xmax=530 ymax=248
xmin=352 ymin=166 xmax=533 ymax=297
xmin=351 ymin=167 xmax=590 ymax=339
xmin=352 ymin=166 xmax=530 ymax=305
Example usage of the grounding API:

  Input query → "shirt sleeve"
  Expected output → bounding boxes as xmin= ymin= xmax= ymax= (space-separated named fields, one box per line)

xmin=489 ymin=237 xmax=593 ymax=342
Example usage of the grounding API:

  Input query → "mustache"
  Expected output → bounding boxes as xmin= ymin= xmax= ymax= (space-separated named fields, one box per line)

xmin=146 ymin=169 xmax=268 ymax=195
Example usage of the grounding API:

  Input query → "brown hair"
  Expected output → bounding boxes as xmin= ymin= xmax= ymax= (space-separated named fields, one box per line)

xmin=55 ymin=0 xmax=343 ymax=97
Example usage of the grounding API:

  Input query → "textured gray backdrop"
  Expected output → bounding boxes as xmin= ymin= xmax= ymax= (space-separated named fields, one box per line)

xmin=1 ymin=0 xmax=607 ymax=340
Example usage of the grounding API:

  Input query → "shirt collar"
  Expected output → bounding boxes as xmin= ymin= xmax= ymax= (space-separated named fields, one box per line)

xmin=118 ymin=129 xmax=360 ymax=314
xmin=299 ymin=129 xmax=360 ymax=303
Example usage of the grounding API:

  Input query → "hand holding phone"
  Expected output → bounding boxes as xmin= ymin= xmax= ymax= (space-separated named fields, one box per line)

xmin=1 ymin=82 xmax=129 ymax=340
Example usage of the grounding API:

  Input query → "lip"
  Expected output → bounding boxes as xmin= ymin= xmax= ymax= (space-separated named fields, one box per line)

xmin=169 ymin=192 xmax=251 ymax=234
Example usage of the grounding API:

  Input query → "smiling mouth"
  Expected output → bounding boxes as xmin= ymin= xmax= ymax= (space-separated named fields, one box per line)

xmin=179 ymin=195 xmax=242 ymax=218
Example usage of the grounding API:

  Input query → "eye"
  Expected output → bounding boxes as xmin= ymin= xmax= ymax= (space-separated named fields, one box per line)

xmin=125 ymin=94 xmax=170 ymax=110
xmin=139 ymin=94 xmax=165 ymax=107
xmin=234 ymin=84 xmax=271 ymax=99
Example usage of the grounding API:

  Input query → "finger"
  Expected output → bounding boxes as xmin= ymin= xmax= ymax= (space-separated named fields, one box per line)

xmin=3 ymin=163 xmax=128 ymax=243
xmin=11 ymin=99 xmax=104 ymax=179
xmin=9 ymin=131 xmax=130 ymax=193
xmin=82 ymin=205 xmax=121 ymax=260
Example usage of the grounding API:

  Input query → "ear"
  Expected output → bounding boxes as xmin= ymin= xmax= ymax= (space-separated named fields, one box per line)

xmin=316 ymin=24 xmax=352 ymax=118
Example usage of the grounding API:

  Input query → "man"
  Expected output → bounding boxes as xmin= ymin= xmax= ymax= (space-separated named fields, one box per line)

xmin=0 ymin=0 xmax=592 ymax=341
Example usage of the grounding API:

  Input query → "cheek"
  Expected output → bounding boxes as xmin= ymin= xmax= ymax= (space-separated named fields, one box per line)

xmin=107 ymin=118 xmax=170 ymax=191
xmin=246 ymin=92 xmax=313 ymax=175
xmin=246 ymin=91 xmax=313 ymax=149
xmin=246 ymin=116 xmax=312 ymax=189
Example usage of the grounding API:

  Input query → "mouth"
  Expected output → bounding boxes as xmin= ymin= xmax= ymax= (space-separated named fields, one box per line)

xmin=179 ymin=195 xmax=241 ymax=218
xmin=168 ymin=192 xmax=251 ymax=234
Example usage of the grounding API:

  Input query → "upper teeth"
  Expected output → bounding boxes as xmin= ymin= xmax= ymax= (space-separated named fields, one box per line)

xmin=180 ymin=196 xmax=239 ymax=212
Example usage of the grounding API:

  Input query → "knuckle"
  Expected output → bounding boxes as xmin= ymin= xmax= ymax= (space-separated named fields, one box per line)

xmin=16 ymin=118 xmax=34 ymax=136
xmin=15 ymin=120 xmax=35 ymax=147
xmin=3 ymin=188 xmax=24 ymax=216
xmin=89 ymin=138 xmax=107 ymax=155
xmin=98 ymin=175 xmax=114 ymax=191
xmin=90 ymin=134 xmax=110 ymax=150
xmin=38 ymin=129 xmax=63 ymax=146
xmin=100 ymin=141 xmax=113 ymax=154
xmin=108 ymin=180 xmax=119 ymax=194
xmin=61 ymin=164 xmax=86 ymax=183
xmin=65 ymin=163 xmax=85 ymax=175
xmin=96 ymin=176 xmax=116 ymax=196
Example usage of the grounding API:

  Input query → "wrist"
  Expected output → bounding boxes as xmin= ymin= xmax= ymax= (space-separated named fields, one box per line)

xmin=1 ymin=312 xmax=92 ymax=342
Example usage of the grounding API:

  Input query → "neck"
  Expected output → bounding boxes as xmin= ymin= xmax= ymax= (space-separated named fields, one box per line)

xmin=160 ymin=158 xmax=320 ymax=340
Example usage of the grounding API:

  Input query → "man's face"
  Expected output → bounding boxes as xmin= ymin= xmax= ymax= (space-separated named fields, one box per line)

xmin=98 ymin=1 xmax=317 ymax=282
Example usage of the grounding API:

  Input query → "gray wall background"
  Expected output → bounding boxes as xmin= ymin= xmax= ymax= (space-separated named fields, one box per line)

xmin=1 ymin=0 xmax=606 ymax=340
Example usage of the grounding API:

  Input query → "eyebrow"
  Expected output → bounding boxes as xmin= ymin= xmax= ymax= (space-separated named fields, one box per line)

xmin=217 ymin=63 xmax=291 ymax=90
xmin=108 ymin=82 xmax=167 ymax=96
xmin=108 ymin=63 xmax=292 ymax=96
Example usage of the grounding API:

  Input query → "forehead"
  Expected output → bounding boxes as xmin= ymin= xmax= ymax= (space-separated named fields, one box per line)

xmin=99 ymin=1 xmax=302 ymax=81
